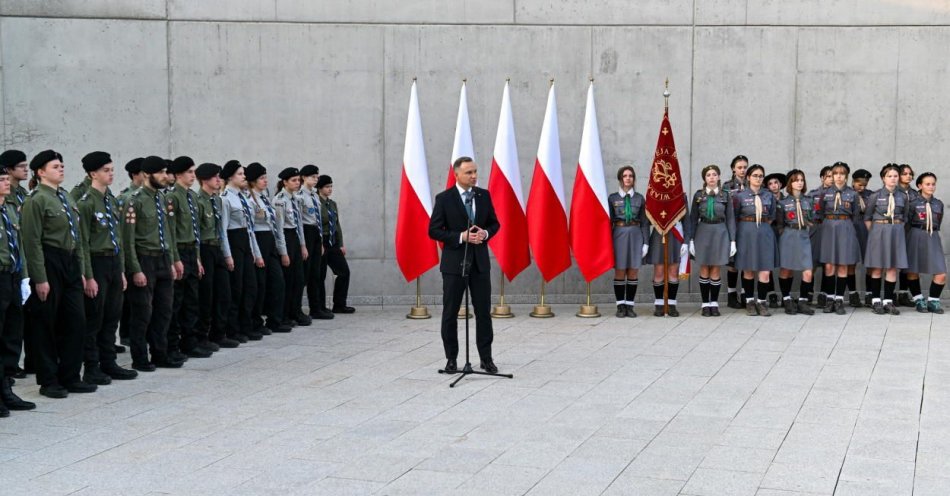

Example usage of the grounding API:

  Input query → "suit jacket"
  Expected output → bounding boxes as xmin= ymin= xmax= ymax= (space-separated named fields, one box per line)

xmin=428 ymin=186 xmax=501 ymax=275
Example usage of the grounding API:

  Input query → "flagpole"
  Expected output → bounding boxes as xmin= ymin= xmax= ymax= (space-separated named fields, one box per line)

xmin=663 ymin=233 xmax=669 ymax=314
xmin=492 ymin=275 xmax=514 ymax=318
xmin=576 ymin=282 xmax=601 ymax=318
xmin=406 ymin=277 xmax=432 ymax=319
xmin=530 ymin=280 xmax=554 ymax=317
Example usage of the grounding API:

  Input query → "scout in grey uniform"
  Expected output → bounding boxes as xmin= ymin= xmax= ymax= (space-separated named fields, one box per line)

xmin=775 ymin=169 xmax=816 ymax=315
xmin=607 ymin=166 xmax=649 ymax=318
xmin=689 ymin=165 xmax=736 ymax=317
xmin=274 ymin=167 xmax=311 ymax=327
xmin=864 ymin=164 xmax=910 ymax=315
xmin=733 ymin=164 xmax=777 ymax=316
xmin=723 ymin=155 xmax=748 ymax=308
xmin=851 ymin=169 xmax=874 ymax=307
xmin=807 ymin=165 xmax=834 ymax=306
xmin=817 ymin=163 xmax=862 ymax=314
xmin=896 ymin=164 xmax=920 ymax=306
xmin=296 ymin=165 xmax=332 ymax=320
xmin=194 ymin=163 xmax=235 ymax=349
xmin=245 ymin=163 xmax=290 ymax=334
xmin=220 ymin=161 xmax=264 ymax=342
xmin=645 ymin=216 xmax=690 ymax=318
xmin=763 ymin=172 xmax=786 ymax=308
xmin=906 ymin=172 xmax=946 ymax=314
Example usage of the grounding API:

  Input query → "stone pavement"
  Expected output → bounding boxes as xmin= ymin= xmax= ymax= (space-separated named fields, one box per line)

xmin=1 ymin=303 xmax=948 ymax=495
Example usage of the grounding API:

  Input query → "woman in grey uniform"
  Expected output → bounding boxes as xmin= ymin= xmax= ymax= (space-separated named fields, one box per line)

xmin=863 ymin=164 xmax=909 ymax=315
xmin=220 ymin=161 xmax=264 ymax=342
xmin=723 ymin=155 xmax=748 ymax=308
xmin=608 ymin=166 xmax=649 ymax=317
xmin=775 ymin=170 xmax=816 ymax=315
xmin=905 ymin=172 xmax=945 ymax=314
xmin=851 ymin=169 xmax=873 ymax=306
xmin=274 ymin=167 xmax=311 ymax=326
xmin=817 ymin=162 xmax=862 ymax=314
xmin=733 ymin=164 xmax=777 ymax=316
xmin=764 ymin=172 xmax=786 ymax=307
xmin=645 ymin=207 xmax=690 ymax=318
xmin=807 ymin=166 xmax=834 ymax=306
xmin=246 ymin=163 xmax=290 ymax=334
xmin=689 ymin=165 xmax=736 ymax=317
xmin=896 ymin=164 xmax=920 ymax=307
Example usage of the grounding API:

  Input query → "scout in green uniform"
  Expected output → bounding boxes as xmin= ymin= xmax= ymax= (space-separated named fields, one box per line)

xmin=0 ymin=150 xmax=30 ymax=380
xmin=76 ymin=152 xmax=138 ymax=384
xmin=117 ymin=157 xmax=144 ymax=348
xmin=316 ymin=175 xmax=353 ymax=313
xmin=0 ymin=164 xmax=35 ymax=416
xmin=68 ymin=176 xmax=92 ymax=203
xmin=21 ymin=150 xmax=95 ymax=398
xmin=194 ymin=163 xmax=235 ymax=349
xmin=166 ymin=156 xmax=212 ymax=359
xmin=122 ymin=156 xmax=183 ymax=371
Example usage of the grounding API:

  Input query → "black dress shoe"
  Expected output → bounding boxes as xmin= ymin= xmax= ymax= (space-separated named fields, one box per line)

xmin=9 ymin=367 xmax=27 ymax=379
xmin=310 ymin=310 xmax=334 ymax=320
xmin=625 ymin=305 xmax=637 ymax=318
xmin=294 ymin=314 xmax=313 ymax=326
xmin=727 ymin=292 xmax=742 ymax=309
xmin=654 ymin=305 xmax=665 ymax=317
xmin=132 ymin=362 xmax=157 ymax=372
xmin=101 ymin=362 xmax=138 ymax=380
xmin=710 ymin=306 xmax=721 ymax=317
xmin=214 ymin=337 xmax=240 ymax=348
xmin=198 ymin=340 xmax=221 ymax=352
xmin=768 ymin=293 xmax=780 ymax=308
xmin=444 ymin=359 xmax=457 ymax=372
xmin=479 ymin=360 xmax=498 ymax=374
xmin=65 ymin=381 xmax=98 ymax=393
xmin=242 ymin=331 xmax=263 ymax=341
xmin=168 ymin=350 xmax=189 ymax=363
xmin=667 ymin=305 xmax=679 ymax=317
xmin=267 ymin=323 xmax=293 ymax=333
xmin=82 ymin=366 xmax=112 ymax=386
xmin=0 ymin=402 xmax=8 ymax=417
xmin=1 ymin=379 xmax=35 ymax=410
xmin=615 ymin=306 xmax=626 ymax=318
xmin=257 ymin=326 xmax=272 ymax=336
xmin=185 ymin=347 xmax=213 ymax=358
xmin=114 ymin=344 xmax=127 ymax=354
xmin=701 ymin=307 xmax=711 ymax=317
xmin=152 ymin=357 xmax=184 ymax=369
xmin=332 ymin=306 xmax=356 ymax=314
xmin=39 ymin=384 xmax=69 ymax=399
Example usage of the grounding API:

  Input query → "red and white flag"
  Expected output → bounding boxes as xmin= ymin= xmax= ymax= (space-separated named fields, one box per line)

xmin=487 ymin=81 xmax=530 ymax=281
xmin=569 ymin=82 xmax=614 ymax=282
xmin=526 ymin=84 xmax=571 ymax=282
xmin=395 ymin=81 xmax=439 ymax=282
xmin=446 ymin=81 xmax=474 ymax=191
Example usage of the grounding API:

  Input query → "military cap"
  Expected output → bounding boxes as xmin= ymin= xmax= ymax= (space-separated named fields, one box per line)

xmin=299 ymin=164 xmax=319 ymax=177
xmin=316 ymin=175 xmax=333 ymax=189
xmin=244 ymin=162 xmax=266 ymax=183
xmin=141 ymin=155 xmax=167 ymax=174
xmin=30 ymin=150 xmax=63 ymax=171
xmin=195 ymin=162 xmax=221 ymax=180
xmin=82 ymin=151 xmax=112 ymax=172
xmin=0 ymin=150 xmax=27 ymax=169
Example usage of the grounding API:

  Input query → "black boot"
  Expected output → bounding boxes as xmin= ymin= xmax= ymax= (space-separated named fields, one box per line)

xmin=82 ymin=364 xmax=112 ymax=386
xmin=783 ymin=299 xmax=798 ymax=315
xmin=849 ymin=292 xmax=862 ymax=308
xmin=796 ymin=299 xmax=815 ymax=315
xmin=654 ymin=305 xmax=664 ymax=317
xmin=768 ymin=293 xmax=780 ymax=308
xmin=101 ymin=361 xmax=138 ymax=380
xmin=727 ymin=292 xmax=741 ymax=309
xmin=1 ymin=378 xmax=35 ymax=410
xmin=897 ymin=292 xmax=914 ymax=308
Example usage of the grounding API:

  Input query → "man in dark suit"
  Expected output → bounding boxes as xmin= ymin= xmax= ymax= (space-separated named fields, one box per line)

xmin=428 ymin=157 xmax=501 ymax=373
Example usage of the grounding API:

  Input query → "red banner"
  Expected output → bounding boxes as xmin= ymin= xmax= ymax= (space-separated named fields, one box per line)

xmin=645 ymin=109 xmax=687 ymax=234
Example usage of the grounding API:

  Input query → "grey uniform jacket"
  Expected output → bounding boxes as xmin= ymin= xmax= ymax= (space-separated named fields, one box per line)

xmin=249 ymin=190 xmax=288 ymax=256
xmin=220 ymin=186 xmax=262 ymax=259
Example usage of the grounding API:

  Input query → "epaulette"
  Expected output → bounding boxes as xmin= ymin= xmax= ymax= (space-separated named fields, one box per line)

xmin=79 ymin=192 xmax=90 ymax=202
xmin=27 ymin=189 xmax=37 ymax=197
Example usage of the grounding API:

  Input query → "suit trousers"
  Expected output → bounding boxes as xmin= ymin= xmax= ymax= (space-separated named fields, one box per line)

xmin=27 ymin=246 xmax=85 ymax=387
xmin=283 ymin=229 xmax=305 ymax=320
xmin=302 ymin=225 xmax=325 ymax=314
xmin=169 ymin=247 xmax=200 ymax=352
xmin=226 ymin=229 xmax=257 ymax=337
xmin=126 ymin=254 xmax=173 ymax=365
xmin=320 ymin=244 xmax=350 ymax=308
xmin=252 ymin=231 xmax=286 ymax=330
xmin=0 ymin=270 xmax=23 ymax=377
xmin=83 ymin=255 xmax=123 ymax=366
xmin=440 ymin=268 xmax=493 ymax=361
xmin=199 ymin=243 xmax=230 ymax=342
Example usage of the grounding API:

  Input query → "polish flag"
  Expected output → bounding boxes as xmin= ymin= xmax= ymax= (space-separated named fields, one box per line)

xmin=526 ymin=83 xmax=571 ymax=282
xmin=446 ymin=81 xmax=474 ymax=191
xmin=569 ymin=82 xmax=614 ymax=282
xmin=487 ymin=81 xmax=530 ymax=281
xmin=395 ymin=81 xmax=439 ymax=282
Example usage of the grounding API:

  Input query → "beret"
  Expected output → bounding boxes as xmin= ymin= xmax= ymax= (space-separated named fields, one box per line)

xmin=764 ymin=172 xmax=786 ymax=188
xmin=852 ymin=169 xmax=872 ymax=181
xmin=278 ymin=167 xmax=299 ymax=181
xmin=220 ymin=160 xmax=242 ymax=181
xmin=30 ymin=150 xmax=63 ymax=171
xmin=169 ymin=155 xmax=196 ymax=174
xmin=316 ymin=175 xmax=333 ymax=189
xmin=195 ymin=162 xmax=222 ymax=180
xmin=244 ymin=162 xmax=266 ymax=183
xmin=0 ymin=150 xmax=27 ymax=169
xmin=82 ymin=151 xmax=112 ymax=172
xmin=141 ymin=155 xmax=167 ymax=174
xmin=701 ymin=164 xmax=720 ymax=178
xmin=125 ymin=157 xmax=144 ymax=174
xmin=299 ymin=164 xmax=320 ymax=177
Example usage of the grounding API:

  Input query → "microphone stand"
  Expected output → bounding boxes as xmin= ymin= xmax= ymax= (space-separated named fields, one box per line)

xmin=439 ymin=197 xmax=513 ymax=387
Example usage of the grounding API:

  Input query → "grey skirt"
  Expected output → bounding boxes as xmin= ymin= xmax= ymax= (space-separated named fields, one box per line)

xmin=809 ymin=224 xmax=822 ymax=267
xmin=780 ymin=228 xmax=813 ymax=271
xmin=854 ymin=220 xmax=869 ymax=263
xmin=735 ymin=221 xmax=777 ymax=271
xmin=906 ymin=228 xmax=947 ymax=274
xmin=693 ymin=222 xmax=730 ymax=266
xmin=645 ymin=230 xmax=684 ymax=264
xmin=819 ymin=219 xmax=861 ymax=265
xmin=613 ymin=225 xmax=645 ymax=270
xmin=864 ymin=223 xmax=908 ymax=269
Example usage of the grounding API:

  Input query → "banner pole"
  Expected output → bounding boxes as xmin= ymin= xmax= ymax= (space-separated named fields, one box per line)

xmin=406 ymin=277 xmax=432 ymax=319
xmin=530 ymin=280 xmax=554 ymax=318
xmin=491 ymin=275 xmax=515 ymax=318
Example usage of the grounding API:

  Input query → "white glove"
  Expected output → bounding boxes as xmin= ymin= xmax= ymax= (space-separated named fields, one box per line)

xmin=641 ymin=244 xmax=649 ymax=258
xmin=680 ymin=243 xmax=689 ymax=260
xmin=20 ymin=278 xmax=31 ymax=304
xmin=689 ymin=240 xmax=696 ymax=257
xmin=729 ymin=241 xmax=737 ymax=257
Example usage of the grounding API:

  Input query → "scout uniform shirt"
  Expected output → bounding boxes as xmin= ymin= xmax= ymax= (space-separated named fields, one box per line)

xmin=117 ymin=184 xmax=140 ymax=209
xmin=249 ymin=190 xmax=288 ymax=256
xmin=20 ymin=183 xmax=84 ymax=284
xmin=273 ymin=189 xmax=306 ymax=248
xmin=295 ymin=185 xmax=323 ymax=235
xmin=608 ymin=189 xmax=650 ymax=238
xmin=819 ymin=186 xmax=861 ymax=220
xmin=166 ymin=185 xmax=202 ymax=250
xmin=733 ymin=188 xmax=776 ymax=224
xmin=319 ymin=196 xmax=342 ymax=248
xmin=0 ymin=201 xmax=27 ymax=278
xmin=776 ymin=193 xmax=816 ymax=230
xmin=220 ymin=186 xmax=262 ymax=260
xmin=908 ymin=195 xmax=944 ymax=233
xmin=8 ymin=183 xmax=28 ymax=217
xmin=723 ymin=176 xmax=746 ymax=193
xmin=122 ymin=185 xmax=181 ymax=274
xmin=68 ymin=176 xmax=92 ymax=203
xmin=196 ymin=189 xmax=231 ymax=255
xmin=77 ymin=187 xmax=124 ymax=279
xmin=864 ymin=187 xmax=911 ymax=223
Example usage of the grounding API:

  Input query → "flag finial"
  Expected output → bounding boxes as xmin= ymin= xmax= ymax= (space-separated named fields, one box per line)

xmin=589 ymin=76 xmax=594 ymax=83
xmin=506 ymin=77 xmax=510 ymax=83
xmin=462 ymin=78 xmax=467 ymax=83
xmin=549 ymin=78 xmax=554 ymax=86
xmin=412 ymin=76 xmax=417 ymax=82
xmin=663 ymin=78 xmax=670 ymax=110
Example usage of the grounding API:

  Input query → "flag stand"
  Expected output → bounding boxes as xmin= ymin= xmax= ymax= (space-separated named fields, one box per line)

xmin=491 ymin=276 xmax=514 ymax=318
xmin=406 ymin=278 xmax=431 ymax=319
xmin=530 ymin=280 xmax=554 ymax=318
xmin=576 ymin=282 xmax=600 ymax=318
xmin=457 ymin=305 xmax=472 ymax=319
xmin=662 ymin=233 xmax=670 ymax=315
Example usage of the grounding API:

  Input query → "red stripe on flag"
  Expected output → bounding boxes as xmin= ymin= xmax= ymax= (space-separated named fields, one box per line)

xmin=487 ymin=159 xmax=530 ymax=281
xmin=526 ymin=160 xmax=570 ymax=282
xmin=570 ymin=165 xmax=614 ymax=282
xmin=395 ymin=167 xmax=439 ymax=282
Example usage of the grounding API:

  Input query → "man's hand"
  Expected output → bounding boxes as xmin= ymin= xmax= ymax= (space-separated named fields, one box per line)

xmin=35 ymin=282 xmax=50 ymax=302
xmin=83 ymin=277 xmax=99 ymax=299
xmin=121 ymin=273 xmax=128 ymax=291
xmin=281 ymin=255 xmax=290 ymax=267
xmin=174 ymin=261 xmax=184 ymax=280
xmin=255 ymin=257 xmax=265 ymax=268
xmin=133 ymin=272 xmax=147 ymax=287
xmin=225 ymin=256 xmax=235 ymax=271
xmin=198 ymin=262 xmax=205 ymax=279
xmin=301 ymin=246 xmax=309 ymax=261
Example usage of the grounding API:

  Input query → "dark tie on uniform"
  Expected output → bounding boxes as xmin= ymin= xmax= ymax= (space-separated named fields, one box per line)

xmin=210 ymin=195 xmax=224 ymax=242
xmin=154 ymin=193 xmax=167 ymax=251
xmin=463 ymin=190 xmax=474 ymax=222
xmin=290 ymin=196 xmax=300 ymax=227
xmin=1 ymin=207 xmax=20 ymax=272
xmin=311 ymin=193 xmax=323 ymax=236
xmin=56 ymin=189 xmax=79 ymax=243
xmin=327 ymin=203 xmax=337 ymax=246
xmin=261 ymin=195 xmax=279 ymax=232
xmin=624 ymin=195 xmax=632 ymax=223
xmin=104 ymin=193 xmax=119 ymax=255
xmin=238 ymin=193 xmax=255 ymax=238
xmin=186 ymin=191 xmax=200 ymax=244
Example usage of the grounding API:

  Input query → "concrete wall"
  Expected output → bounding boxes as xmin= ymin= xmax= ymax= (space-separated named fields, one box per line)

xmin=2 ymin=1 xmax=949 ymax=303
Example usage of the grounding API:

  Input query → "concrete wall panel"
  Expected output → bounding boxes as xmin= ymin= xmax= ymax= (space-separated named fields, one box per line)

xmin=896 ymin=28 xmax=950 ymax=169
xmin=1 ymin=0 xmax=166 ymax=19
xmin=694 ymin=0 xmax=747 ymax=25
xmin=1 ymin=17 xmax=168 ymax=172
xmin=747 ymin=0 xmax=950 ymax=26
xmin=168 ymin=0 xmax=276 ymax=22
xmin=794 ymin=28 xmax=899 ymax=176
xmin=168 ymin=22 xmax=385 ymax=265
xmin=275 ymin=0 xmax=514 ymax=24
xmin=515 ymin=0 xmax=692 ymax=25
xmin=692 ymin=27 xmax=797 ymax=173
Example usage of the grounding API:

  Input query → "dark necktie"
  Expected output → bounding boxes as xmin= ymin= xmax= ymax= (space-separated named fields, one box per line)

xmin=56 ymin=189 xmax=79 ymax=243
xmin=186 ymin=191 xmax=200 ymax=244
xmin=1 ymin=207 xmax=19 ymax=272
xmin=154 ymin=192 xmax=167 ymax=251
xmin=238 ymin=192 xmax=255 ymax=238
xmin=210 ymin=195 xmax=223 ymax=242
xmin=327 ymin=201 xmax=337 ymax=246
xmin=104 ymin=192 xmax=119 ymax=255
xmin=463 ymin=191 xmax=474 ymax=222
